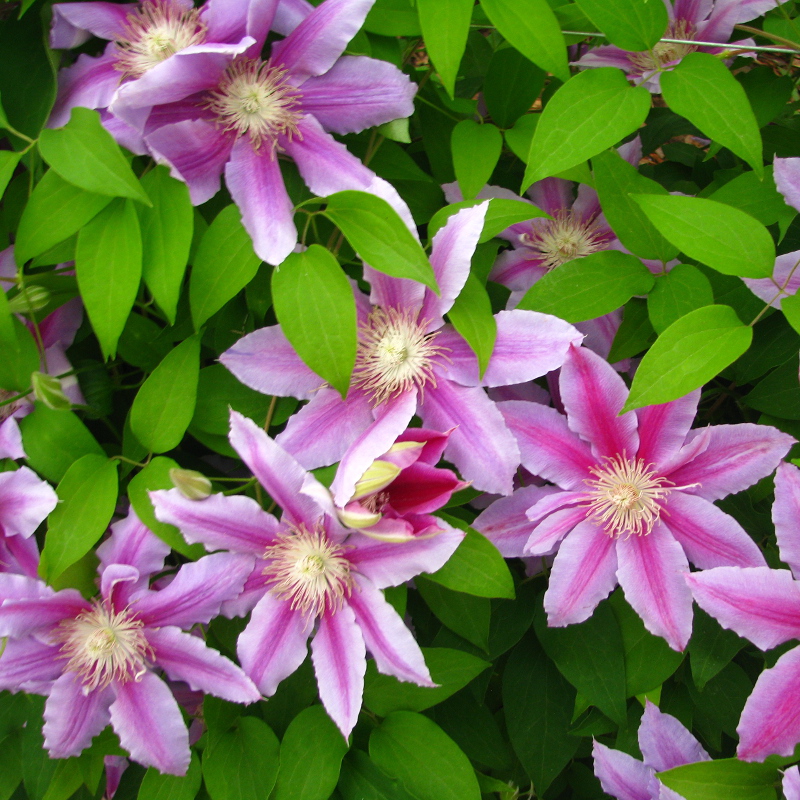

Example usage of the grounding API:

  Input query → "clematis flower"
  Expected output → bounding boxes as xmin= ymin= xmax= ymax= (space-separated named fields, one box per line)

xmin=593 ymin=700 xmax=709 ymax=800
xmin=222 ymin=202 xmax=583 ymax=496
xmin=491 ymin=344 xmax=792 ymax=650
xmin=785 ymin=767 xmax=800 ymax=800
xmin=151 ymin=410 xmax=465 ymax=738
xmin=333 ymin=428 xmax=468 ymax=541
xmin=686 ymin=461 xmax=800 ymax=761
xmin=0 ymin=510 xmax=259 ymax=775
xmin=572 ymin=0 xmax=779 ymax=92
xmin=109 ymin=0 xmax=417 ymax=264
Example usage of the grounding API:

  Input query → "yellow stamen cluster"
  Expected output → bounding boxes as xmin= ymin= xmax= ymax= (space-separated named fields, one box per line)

xmin=521 ymin=210 xmax=607 ymax=271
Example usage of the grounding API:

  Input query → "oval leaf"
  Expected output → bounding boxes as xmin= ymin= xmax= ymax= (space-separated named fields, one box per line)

xmin=647 ymin=264 xmax=714 ymax=334
xmin=417 ymin=0 xmax=473 ymax=97
xmin=484 ymin=47 xmax=547 ymax=129
xmin=658 ymin=759 xmax=779 ymax=800
xmin=451 ymin=120 xmax=503 ymax=200
xmin=0 ymin=317 xmax=39 ymax=392
xmin=138 ymin=752 xmax=202 ymax=800
xmin=575 ymin=0 xmax=668 ymax=51
xmin=446 ymin=274 xmax=497 ymax=380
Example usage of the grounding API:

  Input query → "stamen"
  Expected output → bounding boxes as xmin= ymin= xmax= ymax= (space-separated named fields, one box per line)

xmin=263 ymin=525 xmax=354 ymax=617
xmin=353 ymin=307 xmax=450 ymax=406
xmin=629 ymin=20 xmax=698 ymax=73
xmin=520 ymin=209 xmax=609 ymax=271
xmin=53 ymin=600 xmax=152 ymax=691
xmin=362 ymin=490 xmax=391 ymax=514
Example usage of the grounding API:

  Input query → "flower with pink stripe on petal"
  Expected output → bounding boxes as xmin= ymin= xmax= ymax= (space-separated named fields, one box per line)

xmin=486 ymin=344 xmax=793 ymax=651
xmin=151 ymin=410 xmax=465 ymax=739
xmin=0 ymin=509 xmax=259 ymax=775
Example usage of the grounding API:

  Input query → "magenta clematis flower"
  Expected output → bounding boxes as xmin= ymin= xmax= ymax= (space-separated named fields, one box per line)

xmin=109 ymin=0 xmax=417 ymax=264
xmin=222 ymin=202 xmax=583 ymax=496
xmin=0 ymin=510 xmax=259 ymax=775
xmin=489 ymin=344 xmax=792 ymax=650
xmin=573 ymin=0 xmax=779 ymax=92
xmin=686 ymin=461 xmax=800 ymax=761
xmin=333 ymin=427 xmax=468 ymax=542
xmin=593 ymin=700 xmax=709 ymax=800
xmin=151 ymin=410 xmax=465 ymax=738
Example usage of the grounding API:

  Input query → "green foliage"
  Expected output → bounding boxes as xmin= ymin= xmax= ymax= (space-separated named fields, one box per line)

xmin=575 ymin=0 xmax=668 ymax=51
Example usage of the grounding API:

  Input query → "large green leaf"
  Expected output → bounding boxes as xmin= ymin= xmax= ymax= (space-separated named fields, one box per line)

xmin=0 ymin=151 xmax=19 ymax=199
xmin=708 ymin=167 xmax=793 ymax=228
xmin=137 ymin=752 xmax=202 ymax=800
xmin=0 ymin=317 xmax=39 ymax=393
xmin=415 ymin=577 xmax=491 ymax=650
xmin=338 ymin=750 xmax=418 ymax=800
xmin=689 ymin=607 xmax=746 ymax=691
xmin=451 ymin=120 xmax=503 ymax=200
xmin=484 ymin=46 xmax=546 ymax=129
xmin=575 ymin=0 xmax=667 ymax=50
xmin=416 ymin=0 xmax=473 ymax=97
xmin=647 ymin=264 xmax=714 ymax=334
xmin=658 ymin=759 xmax=779 ymax=800
xmin=272 ymin=245 xmax=357 ymax=398
xmin=523 ymin=68 xmax=650 ymax=187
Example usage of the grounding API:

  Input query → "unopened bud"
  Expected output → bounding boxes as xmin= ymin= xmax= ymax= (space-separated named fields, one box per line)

xmin=31 ymin=371 xmax=71 ymax=410
xmin=351 ymin=459 xmax=400 ymax=500
xmin=338 ymin=503 xmax=382 ymax=529
xmin=170 ymin=468 xmax=212 ymax=500
xmin=7 ymin=286 xmax=50 ymax=314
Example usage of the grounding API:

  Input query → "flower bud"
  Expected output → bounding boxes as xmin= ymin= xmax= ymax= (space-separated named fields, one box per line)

xmin=351 ymin=459 xmax=400 ymax=500
xmin=7 ymin=286 xmax=50 ymax=315
xmin=31 ymin=371 xmax=71 ymax=410
xmin=170 ymin=468 xmax=212 ymax=500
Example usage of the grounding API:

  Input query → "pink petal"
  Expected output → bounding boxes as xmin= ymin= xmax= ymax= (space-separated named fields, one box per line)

xmin=97 ymin=510 xmax=169 ymax=588
xmin=311 ymin=604 xmax=366 ymax=739
xmin=524 ymin=504 xmax=589 ymax=557
xmin=363 ymin=265 xmax=424 ymax=312
xmin=686 ymin=566 xmax=800 ymax=651
xmin=237 ymin=592 xmax=312 ymax=695
xmin=665 ymin=491 xmax=765 ymax=569
xmin=774 ymin=462 xmax=800 ymax=579
xmin=638 ymin=700 xmax=709 ymax=772
xmin=0 ymin=637 xmax=62 ymax=691
xmin=775 ymin=157 xmax=800 ymax=215
xmin=526 ymin=177 xmax=573 ymax=215
xmin=0 ymin=417 xmax=25 ymax=461
xmin=544 ymin=520 xmax=619 ymax=626
xmin=742 ymin=250 xmax=800 ymax=310
xmin=50 ymin=1 xmax=131 ymax=48
xmin=382 ymin=462 xmax=465 ymax=515
xmin=0 ymin=534 xmax=40 ymax=578
xmin=49 ymin=49 xmax=120 ymax=127
xmin=592 ymin=740 xmax=652 ymax=800
xmin=616 ymin=524 xmax=693 ymax=651
xmin=737 ymin=644 xmax=800 ymax=761
xmin=0 ymin=590 xmax=90 ymax=638
xmin=572 ymin=46 xmax=637 ymax=72
xmin=220 ymin=324 xmax=322 ymax=399
xmin=201 ymin=0 xmax=278 ymax=52
xmin=272 ymin=0 xmax=314 ymax=34
xmin=635 ymin=391 xmax=700 ymax=469
xmin=783 ymin=766 xmax=800 ymax=800
xmin=347 ymin=577 xmax=434 ymax=686
xmin=44 ymin=674 xmax=114 ymax=758
xmin=698 ymin=0 xmax=783 ymax=43
xmin=0 ymin=466 xmax=58 ymax=538
xmin=110 ymin=672 xmax=190 ymax=775
xmin=489 ymin=249 xmax=548 ymax=292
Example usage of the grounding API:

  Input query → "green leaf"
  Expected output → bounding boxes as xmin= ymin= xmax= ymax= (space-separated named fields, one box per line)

xmin=632 ymin=194 xmax=775 ymax=279
xmin=338 ymin=750 xmax=419 ymax=800
xmin=657 ymin=759 xmax=779 ymax=800
xmin=502 ymin=632 xmax=578 ymax=794
xmin=592 ymin=148 xmax=679 ymax=261
xmin=424 ymin=524 xmax=513 ymax=598
xmin=782 ymin=292 xmax=800 ymax=336
xmin=272 ymin=245 xmax=357 ymax=398
xmin=273 ymin=706 xmax=348 ymax=800
xmin=517 ymin=250 xmax=655 ymax=322
xmin=417 ymin=0 xmax=473 ymax=97
xmin=21 ymin=698 xmax=58 ymax=800
xmin=190 ymin=204 xmax=262 ymax=329
xmin=19 ymin=405 xmax=104 ymax=483
xmin=661 ymin=53 xmax=763 ymax=178
xmin=451 ymin=120 xmax=503 ymax=200
xmin=504 ymin=113 xmax=538 ymax=161
xmin=608 ymin=297 xmax=655 ymax=362
xmin=575 ymin=0 xmax=667 ymax=50
xmin=370 ymin=711 xmax=481 ymax=800
xmin=534 ymin=600 xmax=627 ymax=725
xmin=428 ymin=197 xmax=547 ymax=243
xmin=76 ymin=197 xmax=143 ymax=359
xmin=0 ymin=317 xmax=39 ymax=392
xmin=364 ymin=0 xmax=421 ymax=35
xmin=323 ymin=191 xmax=437 ymax=291
xmin=138 ymin=166 xmax=193 ymax=324
xmin=40 ymin=759 xmax=83 ymax=800
xmin=138 ymin=752 xmax=202 ymax=800
xmin=38 ymin=108 xmax=150 ymax=203
xmin=130 ymin=334 xmax=201 ymax=453
xmin=15 ymin=170 xmax=111 ymax=264
xmin=743 ymin=354 xmax=800 ymax=420
xmin=689 ymin=607 xmax=746 ymax=691
xmin=523 ymin=68 xmax=650 ymax=187
xmin=40 ymin=454 xmax=118 ymax=583
xmin=623 ymin=305 xmax=753 ymax=412
xmin=647 ymin=264 xmax=714 ymax=334
xmin=363 ymin=647 xmax=490 ymax=716
xmin=446 ymin=273 xmax=497 ymax=380
xmin=127 ymin=457 xmax=206 ymax=559
xmin=484 ymin=46 xmax=546 ymax=129
xmin=415 ymin=577 xmax=491 ymax=650
xmin=0 ymin=151 xmax=20 ymax=199
xmin=203 ymin=717 xmax=280 ymax=800
xmin=708 ymin=167 xmax=792 ymax=227
xmin=479 ymin=0 xmax=568 ymax=82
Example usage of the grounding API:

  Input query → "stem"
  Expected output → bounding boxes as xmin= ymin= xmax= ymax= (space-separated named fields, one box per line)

xmin=734 ymin=23 xmax=800 ymax=51
xmin=264 ymin=394 xmax=278 ymax=431
xmin=748 ymin=256 xmax=800 ymax=326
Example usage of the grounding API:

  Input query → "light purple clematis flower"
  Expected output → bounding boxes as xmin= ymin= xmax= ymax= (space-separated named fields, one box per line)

xmin=785 ymin=766 xmax=800 ymax=800
xmin=151 ymin=410 xmax=465 ymax=739
xmin=686 ymin=461 xmax=800 ymax=762
xmin=0 ymin=509 xmax=260 ymax=775
xmin=593 ymin=700 xmax=709 ymax=800
xmin=490 ymin=344 xmax=793 ymax=651
xmin=573 ymin=0 xmax=780 ymax=92
xmin=222 ymin=202 xmax=583 ymax=496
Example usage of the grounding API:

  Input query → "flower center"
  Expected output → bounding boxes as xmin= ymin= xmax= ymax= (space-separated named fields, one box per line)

xmin=629 ymin=21 xmax=698 ymax=73
xmin=53 ymin=600 xmax=152 ymax=690
xmin=205 ymin=58 xmax=303 ymax=150
xmin=520 ymin=210 xmax=608 ymax=271
xmin=583 ymin=454 xmax=673 ymax=538
xmin=263 ymin=525 xmax=354 ymax=617
xmin=362 ymin=490 xmax=391 ymax=514
xmin=0 ymin=389 xmax=19 ymax=424
xmin=352 ymin=307 xmax=450 ymax=407
xmin=115 ymin=0 xmax=207 ymax=79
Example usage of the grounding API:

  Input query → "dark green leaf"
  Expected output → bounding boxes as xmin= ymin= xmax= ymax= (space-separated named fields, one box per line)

xmin=708 ymin=167 xmax=793 ymax=227
xmin=647 ymin=264 xmax=714 ymax=333
xmin=415 ymin=577 xmax=491 ymax=650
xmin=744 ymin=354 xmax=800 ymax=420
xmin=137 ymin=752 xmax=202 ymax=800
xmin=0 ymin=151 xmax=19 ymax=199
xmin=21 ymin=698 xmax=58 ymax=800
xmin=417 ymin=0 xmax=473 ymax=97
xmin=451 ymin=120 xmax=503 ymax=200
xmin=608 ymin=297 xmax=655 ymax=362
xmin=338 ymin=750 xmax=418 ymax=800
xmin=484 ymin=46 xmax=546 ymax=129
xmin=0 ymin=317 xmax=39 ymax=392
xmin=658 ymin=758 xmax=778 ymax=800
xmin=364 ymin=0 xmax=420 ymax=35
xmin=445 ymin=274 xmax=497 ymax=379
xmin=689 ymin=607 xmax=746 ymax=691
xmin=575 ymin=0 xmax=667 ymax=50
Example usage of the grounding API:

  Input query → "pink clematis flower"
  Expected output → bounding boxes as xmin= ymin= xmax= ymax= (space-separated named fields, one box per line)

xmin=490 ymin=344 xmax=793 ymax=651
xmin=151 ymin=410 xmax=465 ymax=738
xmin=572 ymin=0 xmax=780 ymax=92
xmin=686 ymin=461 xmax=800 ymax=761
xmin=222 ymin=202 xmax=583 ymax=496
xmin=0 ymin=510 xmax=259 ymax=775
xmin=593 ymin=700 xmax=709 ymax=800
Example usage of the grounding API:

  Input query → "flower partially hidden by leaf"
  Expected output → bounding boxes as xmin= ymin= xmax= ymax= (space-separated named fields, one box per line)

xmin=31 ymin=371 xmax=72 ymax=411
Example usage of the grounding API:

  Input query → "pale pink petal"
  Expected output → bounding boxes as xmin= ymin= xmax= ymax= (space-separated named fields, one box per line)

xmin=101 ymin=564 xmax=140 ymax=612
xmin=0 ymin=591 xmax=90 ymax=638
xmin=742 ymin=250 xmax=800 ymax=309
xmin=311 ymin=604 xmax=366 ymax=738
xmin=687 ymin=566 xmax=800 ymax=651
xmin=0 ymin=637 xmax=62 ymax=691
xmin=737 ymin=645 xmax=800 ymax=761
xmin=635 ymin=391 xmax=700 ymax=469
xmin=220 ymin=324 xmax=322 ymax=399
xmin=201 ymin=0 xmax=278 ymax=52
xmin=0 ymin=417 xmax=25 ymax=461
xmin=524 ymin=505 xmax=589 ymax=557
xmin=574 ymin=311 xmax=623 ymax=364
xmin=783 ymin=766 xmax=800 ymax=800
xmin=1 ymin=535 xmax=40 ymax=578
xmin=527 ymin=490 xmax=586 ymax=523
xmin=638 ymin=700 xmax=709 ymax=772
xmin=110 ymin=672 xmax=190 ymax=775
xmin=237 ymin=593 xmax=312 ymax=695
xmin=50 ymin=1 xmax=131 ymax=47
xmin=272 ymin=0 xmax=314 ymax=34
xmin=544 ymin=520 xmax=619 ymax=626
xmin=363 ymin=265 xmax=425 ymax=311
xmin=44 ymin=674 xmax=113 ymax=758
xmin=347 ymin=577 xmax=434 ymax=686
xmin=49 ymin=49 xmax=120 ymax=127
xmin=774 ymin=462 xmax=800 ymax=579
xmin=0 ymin=466 xmax=58 ymax=538
xmin=0 ymin=572 xmax=55 ymax=603
xmin=774 ymin=157 xmax=800 ymax=215
xmin=97 ymin=510 xmax=169 ymax=584
xmin=573 ymin=46 xmax=637 ymax=72
xmin=489 ymin=249 xmax=548 ymax=292
xmin=527 ymin=178 xmax=573 ymax=216
xmin=698 ymin=0 xmax=783 ymax=43
xmin=592 ymin=740 xmax=652 ymax=800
